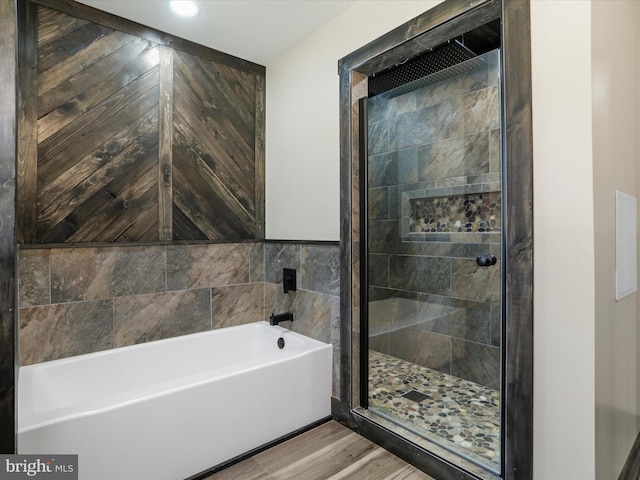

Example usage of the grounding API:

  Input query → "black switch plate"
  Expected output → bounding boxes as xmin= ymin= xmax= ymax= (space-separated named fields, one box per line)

xmin=283 ymin=268 xmax=297 ymax=293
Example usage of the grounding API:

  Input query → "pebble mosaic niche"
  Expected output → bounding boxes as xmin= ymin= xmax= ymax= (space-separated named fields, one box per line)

xmin=410 ymin=191 xmax=501 ymax=233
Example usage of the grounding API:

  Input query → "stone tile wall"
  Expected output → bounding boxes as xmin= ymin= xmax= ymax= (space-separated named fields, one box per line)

xmin=263 ymin=242 xmax=341 ymax=397
xmin=18 ymin=241 xmax=341 ymax=396
xmin=18 ymin=243 xmax=264 ymax=365
xmin=366 ymin=49 xmax=501 ymax=390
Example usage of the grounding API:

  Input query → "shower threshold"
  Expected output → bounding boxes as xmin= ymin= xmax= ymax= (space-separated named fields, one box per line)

xmin=368 ymin=350 xmax=500 ymax=472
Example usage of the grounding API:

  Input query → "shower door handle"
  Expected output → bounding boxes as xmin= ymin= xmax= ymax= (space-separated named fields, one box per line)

xmin=476 ymin=254 xmax=497 ymax=267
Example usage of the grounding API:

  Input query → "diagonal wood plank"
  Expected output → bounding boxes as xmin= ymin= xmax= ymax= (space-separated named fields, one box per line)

xmin=172 ymin=202 xmax=208 ymax=241
xmin=174 ymin=51 xmax=254 ymax=155
xmin=172 ymin=157 xmax=252 ymax=239
xmin=38 ymin=44 xmax=159 ymax=142
xmin=173 ymin=68 xmax=255 ymax=179
xmin=106 ymin=140 xmax=159 ymax=198
xmin=192 ymin=54 xmax=256 ymax=134
xmin=37 ymin=108 xmax=159 ymax=234
xmin=38 ymin=28 xmax=135 ymax=96
xmin=63 ymin=145 xmax=158 ymax=242
xmin=37 ymin=6 xmax=89 ymax=48
xmin=39 ymin=139 xmax=156 ymax=244
xmin=37 ymin=189 xmax=116 ymax=243
xmin=217 ymin=64 xmax=256 ymax=115
xmin=172 ymin=101 xmax=255 ymax=199
xmin=39 ymin=121 xmax=158 ymax=210
xmin=66 ymin=163 xmax=158 ymax=243
xmin=173 ymin=80 xmax=254 ymax=193
xmin=37 ymin=36 xmax=156 ymax=122
xmin=38 ymin=68 xmax=158 ymax=183
xmin=172 ymin=187 xmax=224 ymax=241
xmin=174 ymin=131 xmax=254 ymax=236
xmin=94 ymin=173 xmax=158 ymax=242
xmin=38 ymin=20 xmax=111 ymax=73
xmin=172 ymin=157 xmax=253 ymax=239
xmin=117 ymin=205 xmax=159 ymax=242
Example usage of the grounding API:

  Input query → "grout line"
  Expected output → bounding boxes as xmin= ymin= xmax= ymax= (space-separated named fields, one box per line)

xmin=449 ymin=335 xmax=453 ymax=375
xmin=163 ymin=245 xmax=168 ymax=293
xmin=111 ymin=297 xmax=116 ymax=349
xmin=209 ymin=286 xmax=213 ymax=331
xmin=47 ymin=249 xmax=52 ymax=305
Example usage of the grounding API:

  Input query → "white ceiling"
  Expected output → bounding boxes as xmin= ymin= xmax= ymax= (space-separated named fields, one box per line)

xmin=77 ymin=0 xmax=356 ymax=65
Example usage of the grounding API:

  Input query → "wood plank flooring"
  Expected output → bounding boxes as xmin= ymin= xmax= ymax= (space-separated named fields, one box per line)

xmin=203 ymin=421 xmax=435 ymax=480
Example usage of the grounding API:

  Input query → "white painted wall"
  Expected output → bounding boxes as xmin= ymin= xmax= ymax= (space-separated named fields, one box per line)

xmin=265 ymin=0 xmax=441 ymax=240
xmin=267 ymin=0 xmax=600 ymax=477
xmin=592 ymin=1 xmax=640 ymax=478
xmin=531 ymin=1 xmax=596 ymax=478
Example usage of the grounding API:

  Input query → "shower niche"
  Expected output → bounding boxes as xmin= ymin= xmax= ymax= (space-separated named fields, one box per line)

xmin=408 ymin=190 xmax=501 ymax=235
xmin=337 ymin=1 xmax=533 ymax=480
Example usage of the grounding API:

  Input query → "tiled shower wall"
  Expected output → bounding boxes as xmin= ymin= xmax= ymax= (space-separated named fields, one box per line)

xmin=18 ymin=242 xmax=340 ymax=395
xmin=366 ymin=50 xmax=501 ymax=390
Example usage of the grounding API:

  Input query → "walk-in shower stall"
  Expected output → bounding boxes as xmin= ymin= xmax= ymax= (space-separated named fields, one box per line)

xmin=363 ymin=42 xmax=502 ymax=473
xmin=336 ymin=1 xmax=533 ymax=479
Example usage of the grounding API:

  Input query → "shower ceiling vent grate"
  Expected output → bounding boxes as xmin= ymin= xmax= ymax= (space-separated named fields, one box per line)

xmin=368 ymin=40 xmax=483 ymax=98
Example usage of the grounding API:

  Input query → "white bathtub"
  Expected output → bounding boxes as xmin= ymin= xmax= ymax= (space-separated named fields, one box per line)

xmin=18 ymin=321 xmax=332 ymax=480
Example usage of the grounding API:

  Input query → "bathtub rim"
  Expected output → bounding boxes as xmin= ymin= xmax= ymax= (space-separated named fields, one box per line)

xmin=18 ymin=321 xmax=332 ymax=434
xmin=20 ymin=321 xmax=327 ymax=369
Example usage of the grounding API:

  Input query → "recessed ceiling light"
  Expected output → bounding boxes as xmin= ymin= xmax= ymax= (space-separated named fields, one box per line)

xmin=170 ymin=1 xmax=200 ymax=17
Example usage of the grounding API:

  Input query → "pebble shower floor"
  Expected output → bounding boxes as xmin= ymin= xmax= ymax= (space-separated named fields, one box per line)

xmin=368 ymin=350 xmax=500 ymax=470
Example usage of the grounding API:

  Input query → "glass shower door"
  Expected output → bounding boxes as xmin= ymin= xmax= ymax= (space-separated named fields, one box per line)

xmin=363 ymin=48 xmax=502 ymax=473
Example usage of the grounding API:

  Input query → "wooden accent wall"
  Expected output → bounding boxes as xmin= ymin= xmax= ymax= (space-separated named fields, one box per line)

xmin=172 ymin=50 xmax=257 ymax=240
xmin=17 ymin=1 xmax=265 ymax=245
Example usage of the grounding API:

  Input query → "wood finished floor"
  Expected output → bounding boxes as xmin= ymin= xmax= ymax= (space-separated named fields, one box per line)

xmin=203 ymin=421 xmax=436 ymax=480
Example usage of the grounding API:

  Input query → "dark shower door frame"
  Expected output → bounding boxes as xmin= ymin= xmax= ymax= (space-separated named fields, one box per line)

xmin=335 ymin=1 xmax=533 ymax=479
xmin=358 ymin=96 xmax=370 ymax=410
